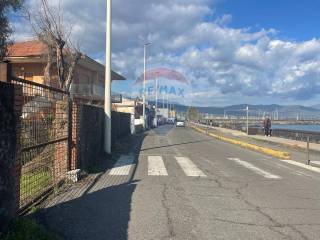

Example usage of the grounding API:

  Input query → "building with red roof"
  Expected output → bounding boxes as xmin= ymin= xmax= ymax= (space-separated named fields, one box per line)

xmin=6 ymin=40 xmax=126 ymax=105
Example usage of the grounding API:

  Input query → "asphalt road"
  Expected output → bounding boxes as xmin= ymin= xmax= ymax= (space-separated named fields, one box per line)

xmin=129 ymin=125 xmax=320 ymax=240
xmin=44 ymin=125 xmax=320 ymax=240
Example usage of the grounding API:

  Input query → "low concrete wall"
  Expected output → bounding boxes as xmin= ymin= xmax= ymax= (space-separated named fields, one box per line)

xmin=190 ymin=122 xmax=290 ymax=160
xmin=134 ymin=119 xmax=144 ymax=125
xmin=249 ymin=127 xmax=320 ymax=143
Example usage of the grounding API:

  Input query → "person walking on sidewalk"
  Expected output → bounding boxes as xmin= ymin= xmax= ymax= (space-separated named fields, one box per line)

xmin=263 ymin=116 xmax=272 ymax=137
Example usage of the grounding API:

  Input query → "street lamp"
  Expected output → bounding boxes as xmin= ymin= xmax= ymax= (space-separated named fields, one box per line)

xmin=246 ymin=105 xmax=249 ymax=135
xmin=154 ymin=72 xmax=158 ymax=127
xmin=104 ymin=0 xmax=112 ymax=154
xmin=167 ymin=92 xmax=169 ymax=118
xmin=143 ymin=42 xmax=151 ymax=130
xmin=162 ymin=93 xmax=165 ymax=108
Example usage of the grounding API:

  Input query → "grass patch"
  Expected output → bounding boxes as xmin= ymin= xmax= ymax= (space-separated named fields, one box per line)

xmin=0 ymin=218 xmax=61 ymax=240
xmin=20 ymin=170 xmax=52 ymax=202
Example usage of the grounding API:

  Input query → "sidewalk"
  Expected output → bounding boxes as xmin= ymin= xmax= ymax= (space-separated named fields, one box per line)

xmin=32 ymin=133 xmax=146 ymax=240
xmin=206 ymin=125 xmax=320 ymax=152
xmin=251 ymin=134 xmax=320 ymax=152
xmin=191 ymin=123 xmax=320 ymax=167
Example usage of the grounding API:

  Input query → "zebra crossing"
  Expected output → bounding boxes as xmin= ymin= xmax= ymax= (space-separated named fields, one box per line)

xmin=175 ymin=157 xmax=206 ymax=177
xmin=148 ymin=156 xmax=168 ymax=176
xmin=107 ymin=155 xmax=282 ymax=179
xmin=108 ymin=155 xmax=207 ymax=177
xmin=227 ymin=158 xmax=281 ymax=179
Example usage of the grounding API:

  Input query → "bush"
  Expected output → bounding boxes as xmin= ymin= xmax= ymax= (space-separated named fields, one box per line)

xmin=0 ymin=218 xmax=61 ymax=240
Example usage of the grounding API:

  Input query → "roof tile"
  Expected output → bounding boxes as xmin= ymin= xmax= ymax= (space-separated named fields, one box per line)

xmin=8 ymin=40 xmax=47 ymax=57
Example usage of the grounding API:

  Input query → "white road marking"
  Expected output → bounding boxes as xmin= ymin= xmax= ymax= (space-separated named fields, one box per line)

xmin=175 ymin=157 xmax=207 ymax=177
xmin=282 ymin=160 xmax=320 ymax=174
xmin=148 ymin=156 xmax=168 ymax=176
xmin=311 ymin=161 xmax=320 ymax=167
xmin=274 ymin=163 xmax=313 ymax=178
xmin=228 ymin=158 xmax=281 ymax=179
xmin=109 ymin=155 xmax=135 ymax=176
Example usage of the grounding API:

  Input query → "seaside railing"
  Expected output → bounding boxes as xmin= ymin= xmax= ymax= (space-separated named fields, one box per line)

xmin=198 ymin=119 xmax=320 ymax=144
xmin=252 ymin=128 xmax=320 ymax=144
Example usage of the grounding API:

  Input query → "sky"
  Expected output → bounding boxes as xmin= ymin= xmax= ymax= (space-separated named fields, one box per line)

xmin=11 ymin=0 xmax=320 ymax=107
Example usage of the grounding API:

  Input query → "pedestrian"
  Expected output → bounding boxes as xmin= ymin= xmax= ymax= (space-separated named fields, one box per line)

xmin=263 ymin=116 xmax=272 ymax=137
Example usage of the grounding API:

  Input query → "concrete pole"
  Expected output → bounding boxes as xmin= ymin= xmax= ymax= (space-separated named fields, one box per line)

xmin=246 ymin=105 xmax=249 ymax=135
xmin=143 ymin=43 xmax=151 ymax=130
xmin=167 ymin=93 xmax=169 ymax=118
xmin=104 ymin=0 xmax=112 ymax=154
xmin=143 ymin=45 xmax=146 ymax=129
xmin=306 ymin=136 xmax=310 ymax=165
xmin=155 ymin=74 xmax=158 ymax=126
xmin=162 ymin=93 xmax=165 ymax=108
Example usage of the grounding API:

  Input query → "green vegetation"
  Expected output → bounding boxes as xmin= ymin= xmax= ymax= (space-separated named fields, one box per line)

xmin=187 ymin=106 xmax=200 ymax=121
xmin=0 ymin=218 xmax=61 ymax=240
xmin=20 ymin=170 xmax=52 ymax=202
xmin=0 ymin=0 xmax=24 ymax=60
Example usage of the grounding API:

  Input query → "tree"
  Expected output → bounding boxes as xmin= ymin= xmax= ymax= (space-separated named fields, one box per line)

xmin=187 ymin=106 xmax=199 ymax=121
xmin=27 ymin=0 xmax=82 ymax=92
xmin=0 ymin=0 xmax=24 ymax=61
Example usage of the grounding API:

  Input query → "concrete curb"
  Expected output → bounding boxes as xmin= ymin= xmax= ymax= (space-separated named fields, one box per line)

xmin=190 ymin=125 xmax=291 ymax=160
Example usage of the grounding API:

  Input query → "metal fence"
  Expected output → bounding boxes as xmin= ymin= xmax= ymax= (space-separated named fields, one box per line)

xmin=253 ymin=127 xmax=320 ymax=143
xmin=200 ymin=119 xmax=320 ymax=144
xmin=10 ymin=76 xmax=70 ymax=210
xmin=199 ymin=119 xmax=245 ymax=132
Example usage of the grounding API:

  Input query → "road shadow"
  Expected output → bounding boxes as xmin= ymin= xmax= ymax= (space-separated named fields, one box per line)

xmin=32 ymin=132 xmax=147 ymax=240
xmin=140 ymin=139 xmax=214 ymax=151
xmin=37 ymin=180 xmax=139 ymax=240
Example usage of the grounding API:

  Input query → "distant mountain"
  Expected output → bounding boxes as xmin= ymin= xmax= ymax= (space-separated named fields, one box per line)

xmin=171 ymin=103 xmax=320 ymax=119
xmin=311 ymin=104 xmax=320 ymax=110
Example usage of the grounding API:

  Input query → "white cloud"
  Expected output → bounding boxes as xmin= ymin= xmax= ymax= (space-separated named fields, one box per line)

xmin=12 ymin=0 xmax=320 ymax=106
xmin=215 ymin=14 xmax=232 ymax=26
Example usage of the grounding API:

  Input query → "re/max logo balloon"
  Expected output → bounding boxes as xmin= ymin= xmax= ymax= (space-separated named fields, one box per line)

xmin=139 ymin=85 xmax=185 ymax=97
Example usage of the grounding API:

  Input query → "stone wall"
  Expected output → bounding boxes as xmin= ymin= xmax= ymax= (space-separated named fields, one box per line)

xmin=0 ymin=81 xmax=22 ymax=231
xmin=111 ymin=111 xmax=131 ymax=145
xmin=70 ymin=103 xmax=131 ymax=171
xmin=70 ymin=102 xmax=104 ymax=170
xmin=53 ymin=100 xmax=69 ymax=184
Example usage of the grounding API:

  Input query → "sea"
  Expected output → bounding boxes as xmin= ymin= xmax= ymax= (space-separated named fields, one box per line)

xmin=272 ymin=124 xmax=320 ymax=133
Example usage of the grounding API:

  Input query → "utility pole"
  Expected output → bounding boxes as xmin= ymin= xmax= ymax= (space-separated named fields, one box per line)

xmin=246 ymin=105 xmax=249 ymax=135
xmin=104 ymin=0 xmax=112 ymax=154
xmin=143 ymin=42 xmax=151 ymax=130
xmin=155 ymin=73 xmax=158 ymax=126
xmin=167 ymin=93 xmax=169 ymax=118
xmin=162 ymin=93 xmax=165 ymax=108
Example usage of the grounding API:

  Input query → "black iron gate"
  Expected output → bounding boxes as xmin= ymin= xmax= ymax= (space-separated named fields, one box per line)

xmin=10 ymin=76 xmax=70 ymax=210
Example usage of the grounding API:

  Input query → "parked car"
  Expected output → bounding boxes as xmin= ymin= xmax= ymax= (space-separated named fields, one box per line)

xmin=167 ymin=118 xmax=175 ymax=124
xmin=176 ymin=119 xmax=185 ymax=127
xmin=157 ymin=117 xmax=166 ymax=126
